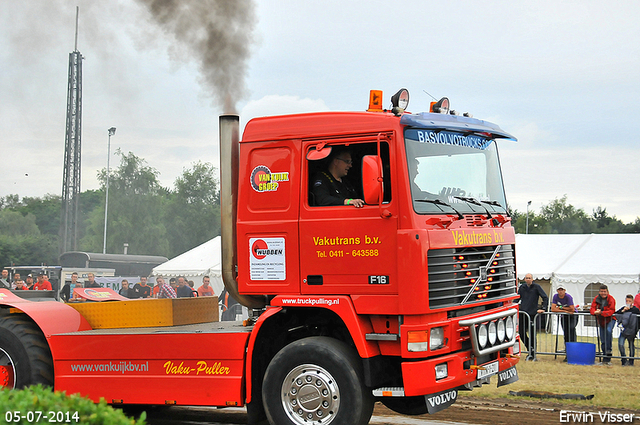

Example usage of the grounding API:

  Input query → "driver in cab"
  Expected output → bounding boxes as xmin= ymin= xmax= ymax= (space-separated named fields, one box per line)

xmin=311 ymin=147 xmax=364 ymax=208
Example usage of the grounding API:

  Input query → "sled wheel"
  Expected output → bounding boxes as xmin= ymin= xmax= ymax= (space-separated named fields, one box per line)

xmin=262 ymin=336 xmax=374 ymax=425
xmin=0 ymin=315 xmax=54 ymax=389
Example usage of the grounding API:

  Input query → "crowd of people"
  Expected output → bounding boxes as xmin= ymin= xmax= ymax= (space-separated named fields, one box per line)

xmin=2 ymin=267 xmax=239 ymax=319
xmin=518 ymin=273 xmax=640 ymax=365
xmin=1 ymin=268 xmax=52 ymax=291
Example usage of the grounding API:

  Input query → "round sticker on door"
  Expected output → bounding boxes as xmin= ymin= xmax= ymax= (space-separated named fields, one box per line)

xmin=251 ymin=239 xmax=269 ymax=260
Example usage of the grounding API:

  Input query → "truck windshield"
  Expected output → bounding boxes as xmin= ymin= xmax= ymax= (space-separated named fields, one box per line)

xmin=405 ymin=129 xmax=508 ymax=215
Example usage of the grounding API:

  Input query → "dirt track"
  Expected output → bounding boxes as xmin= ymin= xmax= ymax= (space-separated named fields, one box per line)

xmin=374 ymin=397 xmax=640 ymax=425
xmin=139 ymin=397 xmax=639 ymax=424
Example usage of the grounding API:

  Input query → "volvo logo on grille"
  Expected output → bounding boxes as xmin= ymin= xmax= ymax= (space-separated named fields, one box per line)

xmin=479 ymin=266 xmax=487 ymax=281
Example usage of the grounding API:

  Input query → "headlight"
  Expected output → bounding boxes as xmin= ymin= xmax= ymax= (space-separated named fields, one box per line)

xmin=478 ymin=324 xmax=488 ymax=348
xmin=430 ymin=327 xmax=445 ymax=350
xmin=435 ymin=363 xmax=448 ymax=380
xmin=497 ymin=318 xmax=506 ymax=342
xmin=488 ymin=321 xmax=497 ymax=345
xmin=505 ymin=316 xmax=515 ymax=340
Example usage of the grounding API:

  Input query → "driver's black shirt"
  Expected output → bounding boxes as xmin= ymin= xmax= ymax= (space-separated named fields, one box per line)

xmin=311 ymin=171 xmax=359 ymax=206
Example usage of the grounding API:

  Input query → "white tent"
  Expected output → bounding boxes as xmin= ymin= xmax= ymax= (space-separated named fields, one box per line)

xmin=152 ymin=236 xmax=224 ymax=296
xmin=515 ymin=234 xmax=640 ymax=337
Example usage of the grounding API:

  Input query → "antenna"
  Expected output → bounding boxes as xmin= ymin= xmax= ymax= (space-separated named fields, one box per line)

xmin=423 ymin=90 xmax=437 ymax=102
xmin=74 ymin=6 xmax=79 ymax=51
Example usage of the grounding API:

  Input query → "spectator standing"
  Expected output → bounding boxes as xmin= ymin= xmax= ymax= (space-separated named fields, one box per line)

xmin=132 ymin=276 xmax=152 ymax=299
xmin=176 ymin=276 xmax=193 ymax=298
xmin=0 ymin=268 xmax=10 ymax=289
xmin=25 ymin=274 xmax=35 ymax=290
xmin=11 ymin=272 xmax=21 ymax=289
xmin=157 ymin=276 xmax=176 ymax=299
xmin=152 ymin=279 xmax=161 ymax=298
xmin=14 ymin=279 xmax=27 ymax=290
xmin=188 ymin=280 xmax=198 ymax=297
xmin=550 ymin=285 xmax=578 ymax=350
xmin=69 ymin=280 xmax=84 ymax=301
xmin=219 ymin=288 xmax=240 ymax=321
xmin=590 ymin=284 xmax=616 ymax=364
xmin=33 ymin=273 xmax=52 ymax=291
xmin=61 ymin=272 xmax=78 ymax=302
xmin=197 ymin=276 xmax=215 ymax=297
xmin=634 ymin=291 xmax=640 ymax=310
xmin=169 ymin=278 xmax=178 ymax=293
xmin=614 ymin=295 xmax=639 ymax=366
xmin=84 ymin=273 xmax=100 ymax=288
xmin=119 ymin=280 xmax=134 ymax=298
xmin=517 ymin=273 xmax=548 ymax=361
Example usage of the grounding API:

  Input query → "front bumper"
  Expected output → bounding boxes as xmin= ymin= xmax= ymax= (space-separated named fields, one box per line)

xmin=401 ymin=346 xmax=519 ymax=397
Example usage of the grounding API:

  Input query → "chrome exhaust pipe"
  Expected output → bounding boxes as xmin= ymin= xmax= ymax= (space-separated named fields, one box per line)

xmin=219 ymin=115 xmax=265 ymax=309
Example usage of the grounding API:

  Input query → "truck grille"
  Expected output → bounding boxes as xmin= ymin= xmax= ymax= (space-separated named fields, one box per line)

xmin=427 ymin=245 xmax=517 ymax=309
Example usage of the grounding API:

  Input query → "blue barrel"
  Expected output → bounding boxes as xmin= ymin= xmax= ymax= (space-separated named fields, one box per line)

xmin=566 ymin=342 xmax=596 ymax=365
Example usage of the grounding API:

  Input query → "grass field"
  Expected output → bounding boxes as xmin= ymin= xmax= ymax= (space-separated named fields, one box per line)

xmin=459 ymin=354 xmax=640 ymax=411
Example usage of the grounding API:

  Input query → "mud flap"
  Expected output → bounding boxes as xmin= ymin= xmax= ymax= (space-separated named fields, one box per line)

xmin=497 ymin=366 xmax=518 ymax=387
xmin=424 ymin=389 xmax=458 ymax=414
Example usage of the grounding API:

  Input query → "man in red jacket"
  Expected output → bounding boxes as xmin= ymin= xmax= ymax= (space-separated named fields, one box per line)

xmin=590 ymin=285 xmax=616 ymax=364
xmin=33 ymin=272 xmax=53 ymax=291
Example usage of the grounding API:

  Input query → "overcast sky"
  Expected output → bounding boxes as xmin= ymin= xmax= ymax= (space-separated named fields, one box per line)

xmin=1 ymin=1 xmax=639 ymax=222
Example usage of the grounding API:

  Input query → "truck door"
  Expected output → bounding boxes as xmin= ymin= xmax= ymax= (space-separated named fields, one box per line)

xmin=300 ymin=137 xmax=398 ymax=298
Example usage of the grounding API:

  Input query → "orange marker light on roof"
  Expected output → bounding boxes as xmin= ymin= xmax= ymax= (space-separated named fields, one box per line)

xmin=368 ymin=90 xmax=384 ymax=112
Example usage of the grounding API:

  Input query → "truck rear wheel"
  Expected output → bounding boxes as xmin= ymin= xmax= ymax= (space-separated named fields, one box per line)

xmin=262 ymin=336 xmax=374 ymax=425
xmin=0 ymin=315 xmax=53 ymax=389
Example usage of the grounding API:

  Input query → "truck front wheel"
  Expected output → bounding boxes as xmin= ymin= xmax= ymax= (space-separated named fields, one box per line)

xmin=262 ymin=336 xmax=374 ymax=425
xmin=0 ymin=315 xmax=53 ymax=389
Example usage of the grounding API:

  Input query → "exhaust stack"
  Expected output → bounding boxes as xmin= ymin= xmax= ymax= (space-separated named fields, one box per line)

xmin=219 ymin=115 xmax=266 ymax=309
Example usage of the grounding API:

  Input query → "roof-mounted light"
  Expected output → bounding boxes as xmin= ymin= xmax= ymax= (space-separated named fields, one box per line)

xmin=430 ymin=97 xmax=449 ymax=114
xmin=368 ymin=90 xmax=384 ymax=112
xmin=390 ymin=88 xmax=410 ymax=116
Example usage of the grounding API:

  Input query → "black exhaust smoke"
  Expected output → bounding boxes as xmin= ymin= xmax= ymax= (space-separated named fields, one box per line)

xmin=138 ymin=0 xmax=256 ymax=114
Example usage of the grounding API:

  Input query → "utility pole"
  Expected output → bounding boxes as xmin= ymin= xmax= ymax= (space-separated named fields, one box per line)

xmin=526 ymin=200 xmax=532 ymax=234
xmin=103 ymin=127 xmax=116 ymax=254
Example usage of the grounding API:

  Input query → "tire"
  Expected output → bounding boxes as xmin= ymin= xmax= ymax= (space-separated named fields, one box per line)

xmin=381 ymin=396 xmax=428 ymax=415
xmin=262 ymin=337 xmax=374 ymax=425
xmin=0 ymin=315 xmax=54 ymax=389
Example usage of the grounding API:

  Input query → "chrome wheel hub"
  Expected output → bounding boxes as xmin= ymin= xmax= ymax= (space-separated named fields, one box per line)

xmin=281 ymin=363 xmax=340 ymax=424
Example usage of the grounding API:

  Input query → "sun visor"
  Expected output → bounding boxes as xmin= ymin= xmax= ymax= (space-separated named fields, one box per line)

xmin=306 ymin=142 xmax=332 ymax=160
xmin=400 ymin=113 xmax=517 ymax=141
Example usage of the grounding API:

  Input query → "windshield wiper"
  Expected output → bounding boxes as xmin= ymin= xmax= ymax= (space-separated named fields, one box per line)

xmin=416 ymin=198 xmax=464 ymax=219
xmin=453 ymin=196 xmax=493 ymax=219
xmin=479 ymin=199 xmax=506 ymax=211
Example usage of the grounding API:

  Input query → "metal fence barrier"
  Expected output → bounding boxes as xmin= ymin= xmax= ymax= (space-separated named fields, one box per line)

xmin=519 ymin=311 xmax=640 ymax=364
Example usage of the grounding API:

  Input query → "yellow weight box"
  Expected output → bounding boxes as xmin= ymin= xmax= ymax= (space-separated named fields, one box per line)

xmin=67 ymin=296 xmax=219 ymax=329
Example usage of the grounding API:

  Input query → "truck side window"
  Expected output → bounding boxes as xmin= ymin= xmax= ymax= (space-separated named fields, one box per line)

xmin=308 ymin=142 xmax=391 ymax=206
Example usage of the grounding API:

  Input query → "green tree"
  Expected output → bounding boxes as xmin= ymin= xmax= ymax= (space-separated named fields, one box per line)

xmin=80 ymin=150 xmax=169 ymax=256
xmin=165 ymin=161 xmax=221 ymax=257
xmin=592 ymin=206 xmax=626 ymax=233
xmin=19 ymin=194 xmax=61 ymax=236
xmin=0 ymin=209 xmax=57 ymax=265
xmin=538 ymin=195 xmax=593 ymax=234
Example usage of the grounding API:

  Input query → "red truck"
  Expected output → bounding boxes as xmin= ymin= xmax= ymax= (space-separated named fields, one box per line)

xmin=0 ymin=89 xmax=520 ymax=425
